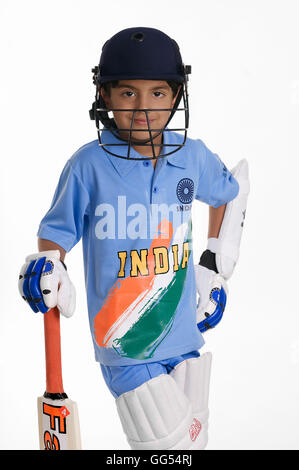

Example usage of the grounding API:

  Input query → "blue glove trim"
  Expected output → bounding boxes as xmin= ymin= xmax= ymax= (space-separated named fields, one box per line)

xmin=22 ymin=260 xmax=39 ymax=313
xmin=197 ymin=285 xmax=227 ymax=333
xmin=28 ymin=257 xmax=49 ymax=313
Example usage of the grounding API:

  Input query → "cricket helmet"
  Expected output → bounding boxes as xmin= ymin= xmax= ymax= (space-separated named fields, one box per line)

xmin=89 ymin=27 xmax=191 ymax=160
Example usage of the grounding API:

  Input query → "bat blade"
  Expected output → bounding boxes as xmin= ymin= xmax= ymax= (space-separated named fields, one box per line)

xmin=38 ymin=395 xmax=81 ymax=450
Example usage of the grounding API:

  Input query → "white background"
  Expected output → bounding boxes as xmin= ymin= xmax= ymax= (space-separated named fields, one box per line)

xmin=1 ymin=0 xmax=298 ymax=450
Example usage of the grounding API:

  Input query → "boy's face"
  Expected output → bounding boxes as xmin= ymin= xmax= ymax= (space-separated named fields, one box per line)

xmin=100 ymin=80 xmax=180 ymax=146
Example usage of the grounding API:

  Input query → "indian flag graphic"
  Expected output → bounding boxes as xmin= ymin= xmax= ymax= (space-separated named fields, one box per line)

xmin=93 ymin=218 xmax=192 ymax=360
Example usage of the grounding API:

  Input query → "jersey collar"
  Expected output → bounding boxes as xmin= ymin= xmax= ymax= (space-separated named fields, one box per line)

xmin=163 ymin=129 xmax=186 ymax=169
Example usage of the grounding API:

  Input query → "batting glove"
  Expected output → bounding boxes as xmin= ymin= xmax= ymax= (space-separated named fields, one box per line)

xmin=18 ymin=249 xmax=76 ymax=318
xmin=195 ymin=250 xmax=228 ymax=333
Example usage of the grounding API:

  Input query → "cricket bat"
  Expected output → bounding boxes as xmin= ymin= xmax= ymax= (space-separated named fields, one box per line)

xmin=37 ymin=307 xmax=82 ymax=450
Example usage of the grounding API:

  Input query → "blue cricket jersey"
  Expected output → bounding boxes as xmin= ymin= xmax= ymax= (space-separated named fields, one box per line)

xmin=37 ymin=129 xmax=239 ymax=366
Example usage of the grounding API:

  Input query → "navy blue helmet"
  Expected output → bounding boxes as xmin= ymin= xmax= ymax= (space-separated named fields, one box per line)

xmin=89 ymin=27 xmax=191 ymax=160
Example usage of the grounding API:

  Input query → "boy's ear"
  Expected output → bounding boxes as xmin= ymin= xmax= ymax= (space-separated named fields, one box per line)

xmin=100 ymin=87 xmax=110 ymax=107
xmin=172 ymin=85 xmax=182 ymax=105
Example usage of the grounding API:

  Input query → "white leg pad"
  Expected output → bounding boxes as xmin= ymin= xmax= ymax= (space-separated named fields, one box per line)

xmin=116 ymin=373 xmax=198 ymax=450
xmin=169 ymin=352 xmax=212 ymax=450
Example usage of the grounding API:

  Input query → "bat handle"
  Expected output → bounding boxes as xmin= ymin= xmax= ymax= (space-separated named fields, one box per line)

xmin=43 ymin=307 xmax=67 ymax=398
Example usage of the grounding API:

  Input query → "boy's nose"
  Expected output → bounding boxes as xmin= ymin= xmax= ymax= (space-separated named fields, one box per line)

xmin=135 ymin=94 xmax=148 ymax=109
xmin=133 ymin=110 xmax=152 ymax=122
xmin=131 ymin=94 xmax=156 ymax=123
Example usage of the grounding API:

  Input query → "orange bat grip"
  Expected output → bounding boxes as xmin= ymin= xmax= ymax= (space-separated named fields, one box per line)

xmin=43 ymin=307 xmax=64 ymax=394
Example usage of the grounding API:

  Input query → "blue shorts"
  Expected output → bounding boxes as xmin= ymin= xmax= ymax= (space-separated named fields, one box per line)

xmin=100 ymin=350 xmax=200 ymax=398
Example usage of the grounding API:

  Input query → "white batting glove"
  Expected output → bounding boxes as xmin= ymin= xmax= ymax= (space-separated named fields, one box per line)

xmin=18 ymin=249 xmax=76 ymax=318
xmin=195 ymin=263 xmax=228 ymax=333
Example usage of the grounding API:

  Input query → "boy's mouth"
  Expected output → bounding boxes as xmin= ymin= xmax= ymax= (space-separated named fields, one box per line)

xmin=132 ymin=119 xmax=155 ymax=126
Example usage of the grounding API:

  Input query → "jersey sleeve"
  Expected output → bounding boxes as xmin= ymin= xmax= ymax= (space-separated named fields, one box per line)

xmin=195 ymin=140 xmax=239 ymax=207
xmin=36 ymin=160 xmax=90 ymax=252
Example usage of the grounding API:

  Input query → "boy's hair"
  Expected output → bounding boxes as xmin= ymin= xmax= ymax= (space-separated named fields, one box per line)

xmin=102 ymin=80 xmax=180 ymax=99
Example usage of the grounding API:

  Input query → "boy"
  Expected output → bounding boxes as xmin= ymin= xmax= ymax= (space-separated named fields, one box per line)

xmin=19 ymin=27 xmax=249 ymax=449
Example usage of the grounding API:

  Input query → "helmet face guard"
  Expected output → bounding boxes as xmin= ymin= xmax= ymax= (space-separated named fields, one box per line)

xmin=89 ymin=27 xmax=192 ymax=161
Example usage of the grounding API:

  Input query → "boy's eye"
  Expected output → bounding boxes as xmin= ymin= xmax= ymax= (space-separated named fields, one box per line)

xmin=122 ymin=91 xmax=165 ymax=98
xmin=123 ymin=91 xmax=135 ymax=97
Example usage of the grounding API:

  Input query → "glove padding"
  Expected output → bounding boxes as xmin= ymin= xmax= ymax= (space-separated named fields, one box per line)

xmin=194 ymin=264 xmax=228 ymax=333
xmin=18 ymin=249 xmax=76 ymax=318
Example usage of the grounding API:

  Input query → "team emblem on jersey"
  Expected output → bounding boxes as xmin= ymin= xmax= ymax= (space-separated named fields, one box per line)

xmin=176 ymin=178 xmax=194 ymax=204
